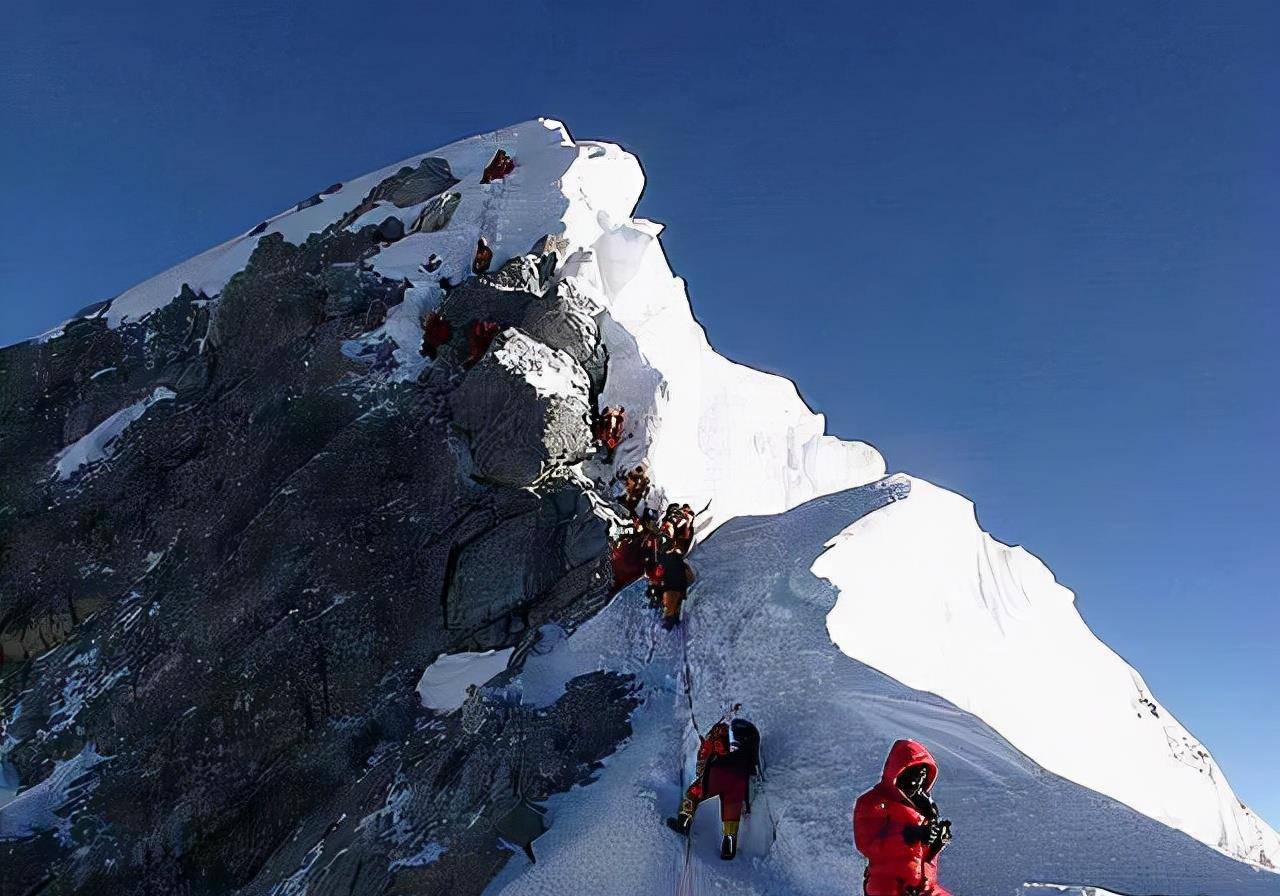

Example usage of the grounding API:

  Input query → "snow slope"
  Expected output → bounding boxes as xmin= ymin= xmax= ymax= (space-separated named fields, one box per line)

xmin=821 ymin=478 xmax=1280 ymax=869
xmin=69 ymin=118 xmax=1277 ymax=876
xmin=488 ymin=481 xmax=1278 ymax=895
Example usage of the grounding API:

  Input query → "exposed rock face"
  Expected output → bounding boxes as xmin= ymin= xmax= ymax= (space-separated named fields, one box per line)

xmin=410 ymin=191 xmax=462 ymax=234
xmin=450 ymin=329 xmax=594 ymax=487
xmin=0 ymin=161 xmax=623 ymax=893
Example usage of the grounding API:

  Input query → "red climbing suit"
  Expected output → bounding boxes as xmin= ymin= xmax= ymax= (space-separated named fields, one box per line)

xmin=472 ymin=238 xmax=494 ymax=275
xmin=465 ymin=319 xmax=502 ymax=368
xmin=421 ymin=311 xmax=452 ymax=359
xmin=481 ymin=150 xmax=516 ymax=184
xmin=609 ymin=535 xmax=647 ymax=593
xmin=679 ymin=723 xmax=752 ymax=832
xmin=594 ymin=408 xmax=625 ymax=452
xmin=853 ymin=740 xmax=952 ymax=896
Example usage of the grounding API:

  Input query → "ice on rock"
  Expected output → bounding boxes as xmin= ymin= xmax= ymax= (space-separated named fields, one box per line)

xmin=416 ymin=649 xmax=515 ymax=712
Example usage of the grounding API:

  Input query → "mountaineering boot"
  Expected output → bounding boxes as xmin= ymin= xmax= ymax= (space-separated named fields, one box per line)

xmin=666 ymin=814 xmax=692 ymax=837
xmin=720 ymin=833 xmax=737 ymax=860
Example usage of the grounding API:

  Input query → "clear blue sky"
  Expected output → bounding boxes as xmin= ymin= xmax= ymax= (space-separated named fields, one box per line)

xmin=3 ymin=2 xmax=1276 ymax=825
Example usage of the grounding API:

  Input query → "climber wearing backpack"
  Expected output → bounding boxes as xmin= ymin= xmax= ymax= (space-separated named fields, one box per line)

xmin=655 ymin=539 xmax=692 ymax=630
xmin=472 ymin=237 xmax=494 ymax=275
xmin=666 ymin=710 xmax=760 ymax=860
xmin=662 ymin=502 xmax=696 ymax=555
xmin=481 ymin=149 xmax=516 ymax=184
xmin=854 ymin=739 xmax=953 ymax=896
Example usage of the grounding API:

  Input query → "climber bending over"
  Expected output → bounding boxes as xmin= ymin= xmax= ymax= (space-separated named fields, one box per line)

xmin=666 ymin=712 xmax=760 ymax=861
xmin=593 ymin=406 xmax=626 ymax=461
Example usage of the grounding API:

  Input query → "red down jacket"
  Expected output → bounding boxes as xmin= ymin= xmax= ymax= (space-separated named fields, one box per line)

xmin=853 ymin=740 xmax=952 ymax=896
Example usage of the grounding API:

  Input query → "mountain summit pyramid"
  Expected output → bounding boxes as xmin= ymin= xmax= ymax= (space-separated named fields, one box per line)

xmin=1 ymin=119 xmax=1275 ymax=895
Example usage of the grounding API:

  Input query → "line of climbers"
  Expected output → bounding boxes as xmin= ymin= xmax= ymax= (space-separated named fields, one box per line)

xmin=663 ymin=707 xmax=954 ymax=894
xmin=410 ymin=147 xmax=955 ymax=892
xmin=415 ymin=148 xmax=518 ymax=361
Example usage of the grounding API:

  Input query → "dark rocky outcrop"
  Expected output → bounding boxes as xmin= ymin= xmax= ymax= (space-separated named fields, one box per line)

xmin=0 ymin=210 xmax=628 ymax=895
xmin=338 ymin=157 xmax=460 ymax=232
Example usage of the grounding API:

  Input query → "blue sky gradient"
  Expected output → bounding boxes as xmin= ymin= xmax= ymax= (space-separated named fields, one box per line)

xmin=3 ymin=2 xmax=1277 ymax=825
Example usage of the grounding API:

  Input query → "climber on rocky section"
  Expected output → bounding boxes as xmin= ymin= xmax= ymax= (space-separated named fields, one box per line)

xmin=480 ymin=149 xmax=516 ymax=184
xmin=593 ymin=406 xmax=626 ymax=461
xmin=667 ymin=708 xmax=760 ymax=861
xmin=609 ymin=534 xmax=647 ymax=594
xmin=620 ymin=465 xmax=650 ymax=513
xmin=464 ymin=319 xmax=502 ymax=368
xmin=854 ymin=739 xmax=954 ymax=896
xmin=420 ymin=311 xmax=452 ymax=359
xmin=472 ymin=237 xmax=494 ymax=275
xmin=662 ymin=503 xmax=697 ymax=556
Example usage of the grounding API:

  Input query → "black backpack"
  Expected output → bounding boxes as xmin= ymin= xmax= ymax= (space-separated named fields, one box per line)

xmin=730 ymin=719 xmax=761 ymax=776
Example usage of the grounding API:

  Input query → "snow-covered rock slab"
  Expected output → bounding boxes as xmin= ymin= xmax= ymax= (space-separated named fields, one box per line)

xmin=416 ymin=649 xmax=514 ymax=712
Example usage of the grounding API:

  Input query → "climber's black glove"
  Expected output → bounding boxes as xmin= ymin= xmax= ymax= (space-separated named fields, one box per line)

xmin=904 ymin=819 xmax=949 ymax=847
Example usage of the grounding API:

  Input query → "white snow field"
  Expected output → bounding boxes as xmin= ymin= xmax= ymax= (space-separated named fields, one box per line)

xmin=821 ymin=478 xmax=1280 ymax=871
xmin=70 ymin=118 xmax=1278 ymax=885
xmin=491 ymin=481 xmax=1278 ymax=895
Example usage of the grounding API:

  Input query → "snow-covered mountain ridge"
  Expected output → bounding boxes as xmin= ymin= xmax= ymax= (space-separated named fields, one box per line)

xmin=2 ymin=118 xmax=1275 ymax=894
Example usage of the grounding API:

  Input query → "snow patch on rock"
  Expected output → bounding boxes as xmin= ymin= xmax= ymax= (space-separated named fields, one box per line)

xmin=0 ymin=743 xmax=106 ymax=841
xmin=416 ymin=649 xmax=515 ymax=712
xmin=53 ymin=387 xmax=175 ymax=480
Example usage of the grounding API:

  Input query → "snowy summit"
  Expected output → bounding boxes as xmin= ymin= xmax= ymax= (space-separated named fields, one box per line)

xmin=0 ymin=119 xmax=1275 ymax=896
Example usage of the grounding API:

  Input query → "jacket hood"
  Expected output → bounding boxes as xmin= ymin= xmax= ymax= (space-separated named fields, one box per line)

xmin=880 ymin=739 xmax=938 ymax=793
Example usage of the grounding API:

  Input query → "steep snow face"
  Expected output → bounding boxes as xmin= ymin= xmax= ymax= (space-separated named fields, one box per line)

xmin=820 ymin=478 xmax=1280 ymax=869
xmin=416 ymin=649 xmax=515 ymax=712
xmin=487 ymin=484 xmax=1279 ymax=896
xmin=555 ymin=146 xmax=886 ymax=533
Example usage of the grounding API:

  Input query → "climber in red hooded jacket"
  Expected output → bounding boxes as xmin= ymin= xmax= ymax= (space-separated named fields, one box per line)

xmin=854 ymin=739 xmax=953 ymax=896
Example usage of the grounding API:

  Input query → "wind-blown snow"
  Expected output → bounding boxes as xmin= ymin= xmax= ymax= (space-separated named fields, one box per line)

xmin=52 ymin=387 xmax=175 ymax=480
xmin=820 ymin=477 xmax=1280 ymax=869
xmin=416 ymin=648 xmax=515 ymax=712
